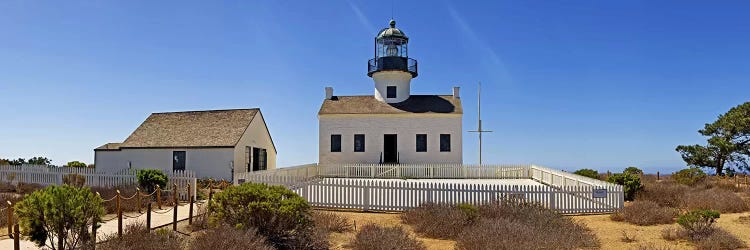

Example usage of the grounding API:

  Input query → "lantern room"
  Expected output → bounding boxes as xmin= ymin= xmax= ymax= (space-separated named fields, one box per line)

xmin=368 ymin=20 xmax=418 ymax=78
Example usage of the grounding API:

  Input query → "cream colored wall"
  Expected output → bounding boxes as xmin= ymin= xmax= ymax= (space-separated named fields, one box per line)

xmin=319 ymin=114 xmax=462 ymax=164
xmin=372 ymin=71 xmax=412 ymax=103
xmin=94 ymin=148 xmax=234 ymax=179
xmin=233 ymin=111 xmax=277 ymax=174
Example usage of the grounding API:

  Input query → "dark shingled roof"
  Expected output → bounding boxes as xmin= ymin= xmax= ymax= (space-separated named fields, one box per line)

xmin=319 ymin=95 xmax=462 ymax=115
xmin=117 ymin=109 xmax=259 ymax=148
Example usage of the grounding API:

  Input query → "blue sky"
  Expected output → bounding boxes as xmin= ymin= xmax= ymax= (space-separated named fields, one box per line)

xmin=1 ymin=1 xmax=748 ymax=173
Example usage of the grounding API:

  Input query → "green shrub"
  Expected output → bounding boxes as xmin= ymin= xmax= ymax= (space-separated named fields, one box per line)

xmin=14 ymin=185 xmax=104 ymax=250
xmin=137 ymin=169 xmax=168 ymax=193
xmin=65 ymin=161 xmax=87 ymax=168
xmin=62 ymin=174 xmax=86 ymax=187
xmin=209 ymin=183 xmax=321 ymax=250
xmin=607 ymin=173 xmax=642 ymax=201
xmin=677 ymin=209 xmax=720 ymax=238
xmin=573 ymin=169 xmax=599 ymax=179
xmin=624 ymin=166 xmax=644 ymax=176
xmin=672 ymin=168 xmax=706 ymax=186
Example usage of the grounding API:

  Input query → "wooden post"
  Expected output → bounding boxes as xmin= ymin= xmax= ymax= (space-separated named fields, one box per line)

xmin=157 ymin=185 xmax=162 ymax=210
xmin=657 ymin=171 xmax=660 ymax=181
xmin=208 ymin=185 xmax=214 ymax=212
xmin=13 ymin=224 xmax=19 ymax=250
xmin=146 ymin=203 xmax=152 ymax=230
xmin=116 ymin=190 xmax=122 ymax=238
xmin=188 ymin=184 xmax=194 ymax=225
xmin=172 ymin=183 xmax=178 ymax=231
xmin=7 ymin=201 xmax=12 ymax=238
xmin=91 ymin=217 xmax=98 ymax=250
xmin=136 ymin=188 xmax=141 ymax=213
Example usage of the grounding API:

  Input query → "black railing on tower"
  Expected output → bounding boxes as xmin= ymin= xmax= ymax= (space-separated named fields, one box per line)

xmin=368 ymin=57 xmax=417 ymax=77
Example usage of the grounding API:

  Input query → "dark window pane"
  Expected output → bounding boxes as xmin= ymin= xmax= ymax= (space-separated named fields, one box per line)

xmin=387 ymin=86 xmax=397 ymax=98
xmin=440 ymin=134 xmax=451 ymax=152
xmin=331 ymin=134 xmax=341 ymax=152
xmin=416 ymin=134 xmax=427 ymax=152
xmin=354 ymin=134 xmax=365 ymax=152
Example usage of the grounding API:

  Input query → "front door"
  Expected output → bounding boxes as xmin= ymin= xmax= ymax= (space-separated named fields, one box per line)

xmin=383 ymin=134 xmax=398 ymax=164
xmin=173 ymin=151 xmax=186 ymax=171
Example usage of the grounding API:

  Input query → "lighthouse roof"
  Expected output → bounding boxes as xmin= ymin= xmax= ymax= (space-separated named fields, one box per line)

xmin=376 ymin=20 xmax=408 ymax=40
xmin=319 ymin=95 xmax=462 ymax=115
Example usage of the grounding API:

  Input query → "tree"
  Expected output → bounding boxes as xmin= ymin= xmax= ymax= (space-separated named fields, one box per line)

xmin=606 ymin=173 xmax=641 ymax=201
xmin=676 ymin=102 xmax=750 ymax=175
xmin=573 ymin=169 xmax=599 ymax=179
xmin=14 ymin=185 xmax=104 ymax=250
xmin=65 ymin=161 xmax=87 ymax=168
xmin=27 ymin=157 xmax=52 ymax=165
xmin=0 ymin=158 xmax=10 ymax=165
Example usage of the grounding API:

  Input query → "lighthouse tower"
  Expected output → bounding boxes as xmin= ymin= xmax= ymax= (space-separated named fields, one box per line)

xmin=367 ymin=20 xmax=418 ymax=103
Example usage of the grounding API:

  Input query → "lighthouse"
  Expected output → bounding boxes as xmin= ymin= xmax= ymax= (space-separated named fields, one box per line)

xmin=319 ymin=20 xmax=462 ymax=165
xmin=368 ymin=20 xmax=418 ymax=103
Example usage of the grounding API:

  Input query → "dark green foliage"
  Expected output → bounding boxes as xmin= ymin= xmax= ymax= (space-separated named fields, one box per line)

xmin=27 ymin=157 xmax=52 ymax=165
xmin=62 ymin=174 xmax=86 ymax=188
xmin=623 ymin=166 xmax=643 ymax=175
xmin=676 ymin=102 xmax=750 ymax=175
xmin=573 ymin=169 xmax=599 ymax=179
xmin=677 ymin=209 xmax=720 ymax=237
xmin=607 ymin=173 xmax=642 ymax=201
xmin=65 ymin=161 xmax=87 ymax=168
xmin=14 ymin=185 xmax=104 ymax=250
xmin=672 ymin=168 xmax=707 ymax=186
xmin=136 ymin=169 xmax=168 ymax=193
xmin=209 ymin=182 xmax=322 ymax=250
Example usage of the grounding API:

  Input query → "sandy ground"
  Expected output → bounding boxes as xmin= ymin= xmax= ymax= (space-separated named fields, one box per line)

xmin=327 ymin=210 xmax=750 ymax=250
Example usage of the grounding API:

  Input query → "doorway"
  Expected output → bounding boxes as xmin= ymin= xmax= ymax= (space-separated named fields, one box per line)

xmin=383 ymin=134 xmax=398 ymax=164
xmin=172 ymin=151 xmax=186 ymax=171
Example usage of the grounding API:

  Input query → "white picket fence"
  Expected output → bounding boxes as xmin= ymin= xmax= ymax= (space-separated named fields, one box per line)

xmin=235 ymin=164 xmax=624 ymax=214
xmin=0 ymin=165 xmax=197 ymax=200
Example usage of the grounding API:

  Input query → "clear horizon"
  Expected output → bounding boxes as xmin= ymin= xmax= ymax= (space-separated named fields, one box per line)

xmin=1 ymin=1 xmax=749 ymax=173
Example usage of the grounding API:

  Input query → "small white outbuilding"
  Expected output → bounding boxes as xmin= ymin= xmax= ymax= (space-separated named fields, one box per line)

xmin=95 ymin=108 xmax=276 ymax=180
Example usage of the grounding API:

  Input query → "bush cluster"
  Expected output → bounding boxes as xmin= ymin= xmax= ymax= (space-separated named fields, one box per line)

xmin=99 ymin=223 xmax=183 ymax=250
xmin=661 ymin=209 xmax=746 ymax=250
xmin=401 ymin=202 xmax=598 ymax=250
xmin=672 ymin=168 xmax=707 ymax=186
xmin=607 ymin=173 xmax=642 ymax=201
xmin=190 ymin=225 xmax=274 ymax=250
xmin=610 ymin=200 xmax=676 ymax=225
xmin=573 ymin=169 xmax=599 ymax=179
xmin=136 ymin=169 xmax=168 ymax=193
xmin=350 ymin=224 xmax=425 ymax=250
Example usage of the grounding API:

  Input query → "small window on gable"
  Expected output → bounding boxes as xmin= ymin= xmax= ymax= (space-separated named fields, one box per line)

xmin=440 ymin=134 xmax=451 ymax=152
xmin=416 ymin=134 xmax=427 ymax=152
xmin=387 ymin=86 xmax=397 ymax=98
xmin=331 ymin=134 xmax=341 ymax=152
xmin=354 ymin=134 xmax=365 ymax=152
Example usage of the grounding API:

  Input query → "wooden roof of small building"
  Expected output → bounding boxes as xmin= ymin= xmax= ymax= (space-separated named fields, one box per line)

xmin=97 ymin=109 xmax=266 ymax=150
xmin=318 ymin=95 xmax=462 ymax=115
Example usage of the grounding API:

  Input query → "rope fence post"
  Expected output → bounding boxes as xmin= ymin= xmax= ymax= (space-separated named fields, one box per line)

xmin=188 ymin=184 xmax=193 ymax=225
xmin=116 ymin=190 xmax=122 ymax=238
xmin=146 ymin=203 xmax=152 ymax=230
xmin=157 ymin=185 xmax=162 ymax=210
xmin=91 ymin=216 xmax=98 ymax=250
xmin=13 ymin=224 xmax=19 ymax=250
xmin=136 ymin=188 xmax=141 ymax=213
xmin=172 ymin=183 xmax=178 ymax=231
xmin=7 ymin=201 xmax=12 ymax=238
xmin=656 ymin=171 xmax=660 ymax=181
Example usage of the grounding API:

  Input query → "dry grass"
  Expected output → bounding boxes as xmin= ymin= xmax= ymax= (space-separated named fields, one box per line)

xmin=314 ymin=211 xmax=353 ymax=233
xmin=693 ymin=228 xmax=746 ymax=250
xmin=621 ymin=230 xmax=637 ymax=243
xmin=98 ymin=222 xmax=184 ymax=250
xmin=349 ymin=224 xmax=426 ymax=250
xmin=400 ymin=203 xmax=475 ymax=239
xmin=636 ymin=182 xmax=688 ymax=208
xmin=190 ymin=225 xmax=274 ymax=250
xmin=682 ymin=188 xmax=749 ymax=213
xmin=611 ymin=201 xmax=676 ymax=225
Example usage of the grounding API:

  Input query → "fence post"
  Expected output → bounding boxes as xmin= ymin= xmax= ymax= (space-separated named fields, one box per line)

xmin=657 ymin=171 xmax=660 ymax=181
xmin=13 ymin=224 xmax=19 ymax=250
xmin=116 ymin=190 xmax=122 ymax=238
xmin=157 ymin=185 xmax=162 ymax=210
xmin=146 ymin=203 xmax=152 ymax=230
xmin=172 ymin=183 xmax=178 ymax=231
xmin=7 ymin=201 xmax=12 ymax=238
xmin=136 ymin=188 xmax=142 ymax=213
xmin=91 ymin=216 xmax=98 ymax=250
xmin=208 ymin=185 xmax=214 ymax=211
xmin=188 ymin=184 xmax=193 ymax=225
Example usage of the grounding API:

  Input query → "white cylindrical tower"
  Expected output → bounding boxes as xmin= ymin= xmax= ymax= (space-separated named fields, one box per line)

xmin=368 ymin=20 xmax=417 ymax=103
